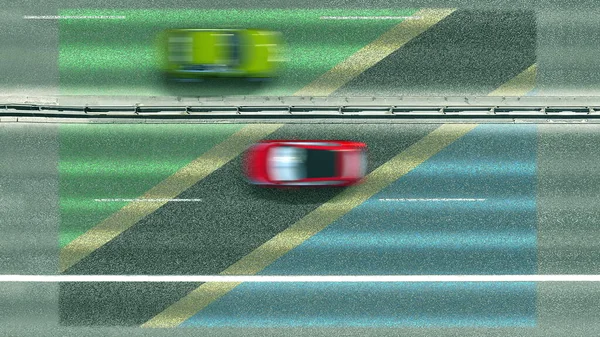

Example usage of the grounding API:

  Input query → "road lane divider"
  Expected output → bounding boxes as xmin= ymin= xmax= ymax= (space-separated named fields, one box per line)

xmin=320 ymin=16 xmax=422 ymax=20
xmin=379 ymin=198 xmax=486 ymax=202
xmin=94 ymin=198 xmax=203 ymax=202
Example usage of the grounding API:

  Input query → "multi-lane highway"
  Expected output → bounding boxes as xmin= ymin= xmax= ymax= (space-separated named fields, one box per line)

xmin=3 ymin=121 xmax=600 ymax=336
xmin=3 ymin=0 xmax=600 ymax=336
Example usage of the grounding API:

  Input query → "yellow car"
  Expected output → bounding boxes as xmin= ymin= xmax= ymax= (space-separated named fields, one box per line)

xmin=158 ymin=28 xmax=283 ymax=80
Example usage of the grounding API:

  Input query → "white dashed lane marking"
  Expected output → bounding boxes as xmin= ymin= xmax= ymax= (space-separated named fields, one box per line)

xmin=94 ymin=198 xmax=202 ymax=202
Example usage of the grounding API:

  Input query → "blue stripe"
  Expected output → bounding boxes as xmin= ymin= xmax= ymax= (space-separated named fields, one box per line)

xmin=182 ymin=282 xmax=536 ymax=327
xmin=182 ymin=124 xmax=538 ymax=327
xmin=260 ymin=124 xmax=538 ymax=275
xmin=525 ymin=87 xmax=538 ymax=96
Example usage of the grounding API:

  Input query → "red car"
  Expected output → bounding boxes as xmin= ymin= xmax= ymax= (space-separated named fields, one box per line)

xmin=244 ymin=140 xmax=367 ymax=187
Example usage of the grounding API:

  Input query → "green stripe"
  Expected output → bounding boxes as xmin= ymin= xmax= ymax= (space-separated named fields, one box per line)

xmin=58 ymin=123 xmax=244 ymax=248
xmin=58 ymin=8 xmax=418 ymax=96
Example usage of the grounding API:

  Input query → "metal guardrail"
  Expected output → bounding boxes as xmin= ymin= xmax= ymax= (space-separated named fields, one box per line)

xmin=2 ymin=104 xmax=600 ymax=119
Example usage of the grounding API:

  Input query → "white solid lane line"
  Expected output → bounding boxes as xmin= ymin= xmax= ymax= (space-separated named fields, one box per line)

xmin=1 ymin=275 xmax=600 ymax=282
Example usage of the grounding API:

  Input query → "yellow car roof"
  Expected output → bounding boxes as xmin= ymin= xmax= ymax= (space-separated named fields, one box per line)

xmin=162 ymin=28 xmax=282 ymax=76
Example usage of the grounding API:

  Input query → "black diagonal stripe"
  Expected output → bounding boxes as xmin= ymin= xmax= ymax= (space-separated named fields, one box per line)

xmin=334 ymin=10 xmax=537 ymax=96
xmin=59 ymin=282 xmax=200 ymax=326
xmin=60 ymin=123 xmax=441 ymax=326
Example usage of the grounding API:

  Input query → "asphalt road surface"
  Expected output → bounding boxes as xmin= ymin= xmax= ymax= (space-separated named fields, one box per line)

xmin=2 ymin=121 xmax=600 ymax=336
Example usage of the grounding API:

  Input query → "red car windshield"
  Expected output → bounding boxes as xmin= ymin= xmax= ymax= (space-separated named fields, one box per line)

xmin=268 ymin=146 xmax=337 ymax=181
xmin=305 ymin=149 xmax=337 ymax=178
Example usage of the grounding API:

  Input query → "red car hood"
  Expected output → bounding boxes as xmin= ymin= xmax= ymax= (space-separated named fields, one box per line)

xmin=340 ymin=149 xmax=367 ymax=179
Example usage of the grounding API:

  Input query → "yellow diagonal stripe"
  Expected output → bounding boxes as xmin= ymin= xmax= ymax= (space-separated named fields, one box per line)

xmin=142 ymin=123 xmax=477 ymax=328
xmin=59 ymin=8 xmax=454 ymax=275
xmin=488 ymin=63 xmax=537 ymax=96
xmin=293 ymin=8 xmax=456 ymax=96
xmin=59 ymin=123 xmax=283 ymax=273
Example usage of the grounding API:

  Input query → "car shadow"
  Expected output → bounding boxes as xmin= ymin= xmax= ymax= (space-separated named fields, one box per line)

xmin=158 ymin=73 xmax=276 ymax=97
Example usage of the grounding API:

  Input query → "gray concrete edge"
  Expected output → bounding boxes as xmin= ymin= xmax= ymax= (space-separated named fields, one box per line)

xmin=4 ymin=95 xmax=600 ymax=107
xmin=1 ymin=117 xmax=599 ymax=124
